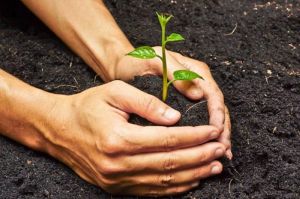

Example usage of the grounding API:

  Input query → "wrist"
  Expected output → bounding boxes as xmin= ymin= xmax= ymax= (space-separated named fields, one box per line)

xmin=22 ymin=0 xmax=134 ymax=82
xmin=61 ymin=2 xmax=134 ymax=81
xmin=91 ymin=37 xmax=134 ymax=81
xmin=0 ymin=70 xmax=60 ymax=151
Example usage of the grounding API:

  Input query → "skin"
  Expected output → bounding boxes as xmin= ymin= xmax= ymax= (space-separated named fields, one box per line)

xmin=0 ymin=0 xmax=232 ymax=196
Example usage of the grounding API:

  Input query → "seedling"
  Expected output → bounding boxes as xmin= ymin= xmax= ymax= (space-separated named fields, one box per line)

xmin=127 ymin=12 xmax=203 ymax=101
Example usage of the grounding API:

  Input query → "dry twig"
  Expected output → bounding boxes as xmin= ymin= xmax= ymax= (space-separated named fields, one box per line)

xmin=225 ymin=23 xmax=238 ymax=35
xmin=185 ymin=100 xmax=207 ymax=114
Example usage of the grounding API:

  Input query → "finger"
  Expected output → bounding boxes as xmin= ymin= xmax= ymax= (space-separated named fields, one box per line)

xmin=168 ymin=51 xmax=209 ymax=100
xmin=150 ymin=49 xmax=204 ymax=100
xmin=125 ymin=182 xmax=199 ymax=197
xmin=121 ymin=124 xmax=221 ymax=154
xmin=105 ymin=80 xmax=180 ymax=125
xmin=206 ymin=84 xmax=225 ymax=132
xmin=152 ymin=161 xmax=222 ymax=187
xmin=100 ymin=124 xmax=220 ymax=156
xmin=123 ymin=161 xmax=222 ymax=190
xmin=177 ymin=56 xmax=225 ymax=132
xmin=125 ymin=142 xmax=225 ymax=172
xmin=218 ymin=106 xmax=233 ymax=159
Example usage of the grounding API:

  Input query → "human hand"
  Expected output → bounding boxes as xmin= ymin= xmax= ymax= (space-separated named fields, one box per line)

xmin=114 ymin=47 xmax=232 ymax=159
xmin=43 ymin=80 xmax=226 ymax=196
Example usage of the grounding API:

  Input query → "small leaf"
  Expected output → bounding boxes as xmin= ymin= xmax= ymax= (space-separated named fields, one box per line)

xmin=166 ymin=33 xmax=185 ymax=42
xmin=173 ymin=70 xmax=204 ymax=81
xmin=165 ymin=15 xmax=173 ymax=23
xmin=156 ymin=12 xmax=173 ymax=28
xmin=127 ymin=46 xmax=156 ymax=59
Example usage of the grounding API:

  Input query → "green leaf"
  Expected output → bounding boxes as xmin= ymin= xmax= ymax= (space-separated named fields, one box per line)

xmin=127 ymin=46 xmax=157 ymax=59
xmin=173 ymin=70 xmax=204 ymax=81
xmin=156 ymin=12 xmax=173 ymax=28
xmin=166 ymin=33 xmax=185 ymax=42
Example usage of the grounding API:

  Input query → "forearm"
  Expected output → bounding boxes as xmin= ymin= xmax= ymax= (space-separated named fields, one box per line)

xmin=21 ymin=0 xmax=133 ymax=81
xmin=0 ymin=69 xmax=56 ymax=151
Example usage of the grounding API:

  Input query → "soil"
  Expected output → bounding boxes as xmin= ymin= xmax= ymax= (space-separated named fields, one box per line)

xmin=0 ymin=0 xmax=299 ymax=198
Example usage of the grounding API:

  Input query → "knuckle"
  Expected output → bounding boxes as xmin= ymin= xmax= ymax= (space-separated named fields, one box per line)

xmin=98 ymin=158 xmax=124 ymax=175
xmin=101 ymin=135 xmax=123 ymax=155
xmin=158 ymin=173 xmax=175 ymax=187
xmin=162 ymin=131 xmax=178 ymax=150
xmin=162 ymin=153 xmax=178 ymax=171
xmin=100 ymin=125 xmax=128 ymax=155
xmin=143 ymin=95 xmax=157 ymax=113
xmin=198 ymin=151 xmax=209 ymax=162
xmin=199 ymin=62 xmax=210 ymax=70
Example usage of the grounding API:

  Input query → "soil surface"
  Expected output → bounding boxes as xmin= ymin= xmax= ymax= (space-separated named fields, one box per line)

xmin=0 ymin=0 xmax=299 ymax=198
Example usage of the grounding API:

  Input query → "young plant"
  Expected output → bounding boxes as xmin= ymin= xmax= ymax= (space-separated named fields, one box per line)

xmin=127 ymin=12 xmax=204 ymax=101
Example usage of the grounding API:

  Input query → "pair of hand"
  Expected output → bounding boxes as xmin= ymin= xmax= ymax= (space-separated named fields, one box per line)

xmin=116 ymin=47 xmax=231 ymax=157
xmin=42 ymin=47 xmax=231 ymax=196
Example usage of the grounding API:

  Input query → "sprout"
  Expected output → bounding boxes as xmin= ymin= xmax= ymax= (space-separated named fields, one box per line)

xmin=127 ymin=12 xmax=203 ymax=101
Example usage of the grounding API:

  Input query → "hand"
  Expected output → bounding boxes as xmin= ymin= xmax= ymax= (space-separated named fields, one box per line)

xmin=44 ymin=80 xmax=226 ymax=196
xmin=114 ymin=47 xmax=232 ymax=159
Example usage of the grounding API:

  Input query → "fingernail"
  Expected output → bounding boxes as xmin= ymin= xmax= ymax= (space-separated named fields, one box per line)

xmin=215 ymin=148 xmax=225 ymax=157
xmin=164 ymin=108 xmax=180 ymax=120
xmin=225 ymin=150 xmax=233 ymax=160
xmin=211 ymin=166 xmax=221 ymax=174
xmin=192 ymin=182 xmax=199 ymax=188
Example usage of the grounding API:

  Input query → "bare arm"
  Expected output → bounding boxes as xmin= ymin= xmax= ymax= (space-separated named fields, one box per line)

xmin=21 ymin=0 xmax=232 ymax=158
xmin=21 ymin=0 xmax=133 ymax=82
xmin=0 ymin=69 xmax=57 ymax=151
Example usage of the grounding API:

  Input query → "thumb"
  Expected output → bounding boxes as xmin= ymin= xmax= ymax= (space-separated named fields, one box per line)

xmin=106 ymin=80 xmax=181 ymax=125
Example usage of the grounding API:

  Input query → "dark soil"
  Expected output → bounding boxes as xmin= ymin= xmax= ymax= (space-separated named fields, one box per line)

xmin=0 ymin=0 xmax=299 ymax=198
xmin=129 ymin=75 xmax=209 ymax=127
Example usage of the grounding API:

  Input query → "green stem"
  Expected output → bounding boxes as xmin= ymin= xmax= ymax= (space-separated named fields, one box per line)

xmin=166 ymin=79 xmax=176 ymax=89
xmin=161 ymin=25 xmax=168 ymax=101
xmin=156 ymin=55 xmax=163 ymax=61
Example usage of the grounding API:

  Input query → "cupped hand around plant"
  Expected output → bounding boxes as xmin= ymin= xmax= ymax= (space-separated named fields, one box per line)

xmin=113 ymin=47 xmax=232 ymax=159
xmin=44 ymin=81 xmax=226 ymax=196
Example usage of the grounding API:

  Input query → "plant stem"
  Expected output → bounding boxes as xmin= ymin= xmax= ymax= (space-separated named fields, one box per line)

xmin=166 ymin=79 xmax=176 ymax=89
xmin=161 ymin=24 xmax=168 ymax=101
